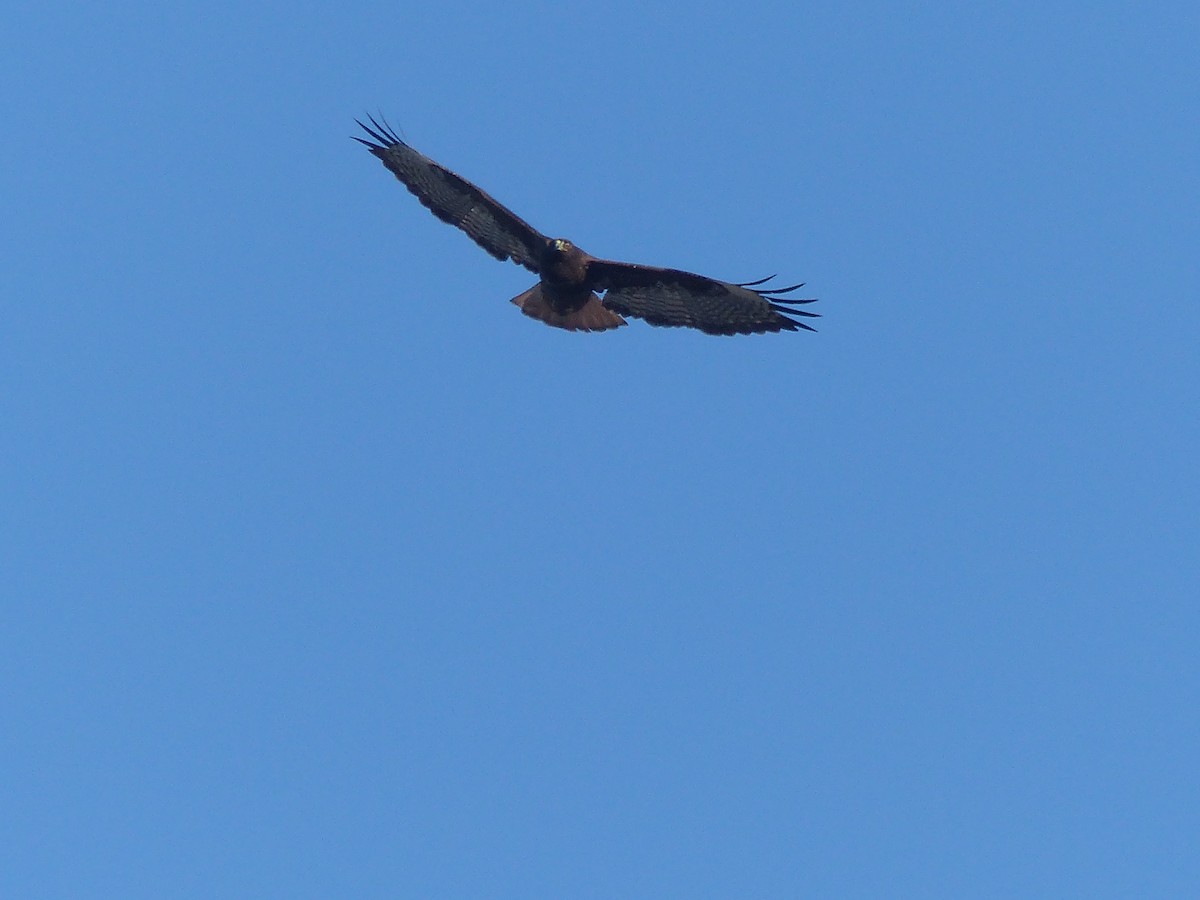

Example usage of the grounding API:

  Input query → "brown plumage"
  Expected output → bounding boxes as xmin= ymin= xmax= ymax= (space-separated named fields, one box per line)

xmin=353 ymin=116 xmax=819 ymax=336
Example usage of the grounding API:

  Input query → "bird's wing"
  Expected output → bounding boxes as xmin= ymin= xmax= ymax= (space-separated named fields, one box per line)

xmin=354 ymin=116 xmax=546 ymax=273
xmin=586 ymin=261 xmax=818 ymax=335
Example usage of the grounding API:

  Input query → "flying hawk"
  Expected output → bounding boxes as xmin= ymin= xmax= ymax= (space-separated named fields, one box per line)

xmin=354 ymin=117 xmax=818 ymax=336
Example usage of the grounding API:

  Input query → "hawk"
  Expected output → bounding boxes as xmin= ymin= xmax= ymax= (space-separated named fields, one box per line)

xmin=354 ymin=117 xmax=818 ymax=336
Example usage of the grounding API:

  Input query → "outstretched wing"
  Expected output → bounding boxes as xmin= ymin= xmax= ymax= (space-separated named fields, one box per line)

xmin=354 ymin=116 xmax=547 ymax=273
xmin=586 ymin=261 xmax=819 ymax=336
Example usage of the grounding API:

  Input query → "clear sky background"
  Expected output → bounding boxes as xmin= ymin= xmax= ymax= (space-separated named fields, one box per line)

xmin=3 ymin=1 xmax=1197 ymax=896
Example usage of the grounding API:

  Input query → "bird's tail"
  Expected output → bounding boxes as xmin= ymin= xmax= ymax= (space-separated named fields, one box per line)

xmin=510 ymin=285 xmax=626 ymax=332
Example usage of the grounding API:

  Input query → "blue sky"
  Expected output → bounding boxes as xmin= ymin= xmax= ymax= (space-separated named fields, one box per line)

xmin=3 ymin=1 xmax=1197 ymax=896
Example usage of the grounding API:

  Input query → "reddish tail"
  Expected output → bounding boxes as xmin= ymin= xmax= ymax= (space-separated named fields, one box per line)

xmin=510 ymin=285 xmax=626 ymax=332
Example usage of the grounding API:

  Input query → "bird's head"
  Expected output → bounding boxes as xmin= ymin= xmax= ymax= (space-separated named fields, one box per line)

xmin=550 ymin=238 xmax=573 ymax=255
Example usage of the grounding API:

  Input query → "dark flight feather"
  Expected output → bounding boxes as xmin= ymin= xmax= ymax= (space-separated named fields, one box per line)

xmin=355 ymin=117 xmax=819 ymax=336
xmin=354 ymin=116 xmax=546 ymax=272
xmin=587 ymin=262 xmax=818 ymax=335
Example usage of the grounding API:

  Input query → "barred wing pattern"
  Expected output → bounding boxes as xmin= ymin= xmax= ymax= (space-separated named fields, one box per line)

xmin=353 ymin=116 xmax=546 ymax=273
xmin=588 ymin=262 xmax=819 ymax=336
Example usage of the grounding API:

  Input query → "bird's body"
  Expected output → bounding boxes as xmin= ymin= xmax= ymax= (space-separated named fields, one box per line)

xmin=353 ymin=117 xmax=818 ymax=336
xmin=540 ymin=239 xmax=590 ymax=290
xmin=510 ymin=238 xmax=624 ymax=331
